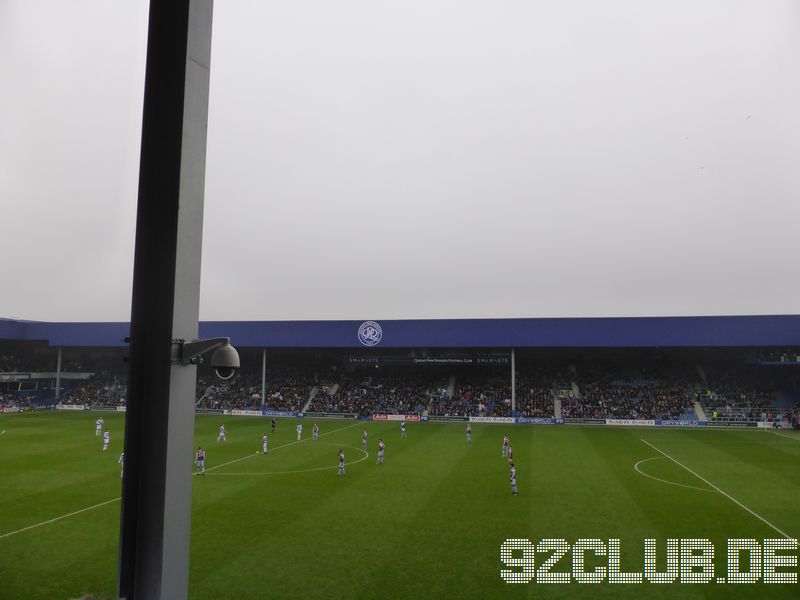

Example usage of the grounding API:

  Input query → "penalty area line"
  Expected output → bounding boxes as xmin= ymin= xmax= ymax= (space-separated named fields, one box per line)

xmin=641 ymin=438 xmax=792 ymax=540
xmin=633 ymin=457 xmax=715 ymax=493
xmin=0 ymin=498 xmax=120 ymax=540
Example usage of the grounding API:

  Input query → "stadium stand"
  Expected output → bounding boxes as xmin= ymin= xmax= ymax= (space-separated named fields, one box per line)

xmin=562 ymin=361 xmax=701 ymax=420
xmin=1 ymin=344 xmax=798 ymax=422
xmin=701 ymin=365 xmax=785 ymax=422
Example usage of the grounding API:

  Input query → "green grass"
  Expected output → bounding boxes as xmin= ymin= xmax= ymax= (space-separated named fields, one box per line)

xmin=1 ymin=412 xmax=799 ymax=599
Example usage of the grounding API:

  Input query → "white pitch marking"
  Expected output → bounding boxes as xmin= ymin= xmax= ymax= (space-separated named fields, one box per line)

xmin=0 ymin=430 xmax=5 ymax=436
xmin=634 ymin=457 xmax=715 ymax=493
xmin=770 ymin=430 xmax=800 ymax=442
xmin=641 ymin=439 xmax=793 ymax=539
xmin=0 ymin=498 xmax=120 ymax=540
xmin=1 ymin=422 xmax=363 ymax=540
xmin=197 ymin=421 xmax=361 ymax=475
xmin=208 ymin=444 xmax=369 ymax=476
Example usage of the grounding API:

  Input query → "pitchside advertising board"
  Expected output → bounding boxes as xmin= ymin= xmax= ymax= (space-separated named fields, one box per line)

xmin=606 ymin=419 xmax=656 ymax=427
xmin=469 ymin=416 xmax=516 ymax=424
xmin=0 ymin=406 xmax=20 ymax=413
xmin=364 ymin=414 xmax=775 ymax=429
xmin=516 ymin=417 xmax=561 ymax=425
xmin=372 ymin=414 xmax=421 ymax=422
xmin=303 ymin=412 xmax=357 ymax=420
xmin=223 ymin=409 xmax=299 ymax=417
xmin=216 ymin=409 xmax=357 ymax=419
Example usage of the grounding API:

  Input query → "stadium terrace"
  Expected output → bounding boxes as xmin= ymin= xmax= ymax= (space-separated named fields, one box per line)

xmin=1 ymin=316 xmax=798 ymax=428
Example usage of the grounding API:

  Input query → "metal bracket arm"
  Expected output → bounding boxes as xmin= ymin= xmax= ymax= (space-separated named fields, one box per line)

xmin=171 ymin=337 xmax=230 ymax=365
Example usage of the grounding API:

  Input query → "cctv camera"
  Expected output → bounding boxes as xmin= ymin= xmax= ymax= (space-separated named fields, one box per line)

xmin=210 ymin=342 xmax=240 ymax=380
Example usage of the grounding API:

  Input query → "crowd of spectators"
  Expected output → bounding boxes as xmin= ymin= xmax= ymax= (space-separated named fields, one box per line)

xmin=562 ymin=365 xmax=699 ymax=420
xmin=428 ymin=373 xmax=513 ymax=417
xmin=515 ymin=372 xmax=554 ymax=418
xmin=758 ymin=348 xmax=800 ymax=363
xmin=0 ymin=350 xmax=796 ymax=422
xmin=62 ymin=375 xmax=128 ymax=407
xmin=312 ymin=370 xmax=446 ymax=417
xmin=702 ymin=367 xmax=780 ymax=421
xmin=0 ymin=352 xmax=58 ymax=373
xmin=0 ymin=392 xmax=17 ymax=408
xmin=196 ymin=366 xmax=312 ymax=412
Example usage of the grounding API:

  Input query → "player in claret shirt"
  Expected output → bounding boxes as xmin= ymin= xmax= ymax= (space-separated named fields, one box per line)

xmin=361 ymin=429 xmax=368 ymax=451
xmin=376 ymin=439 xmax=385 ymax=465
xmin=337 ymin=449 xmax=346 ymax=476
xmin=271 ymin=417 xmax=276 ymax=433
xmin=466 ymin=424 xmax=472 ymax=443
xmin=312 ymin=423 xmax=319 ymax=441
xmin=501 ymin=435 xmax=509 ymax=457
xmin=196 ymin=447 xmax=206 ymax=476
xmin=507 ymin=444 xmax=514 ymax=464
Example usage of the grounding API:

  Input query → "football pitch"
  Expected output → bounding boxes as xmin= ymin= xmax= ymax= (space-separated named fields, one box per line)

xmin=0 ymin=412 xmax=798 ymax=599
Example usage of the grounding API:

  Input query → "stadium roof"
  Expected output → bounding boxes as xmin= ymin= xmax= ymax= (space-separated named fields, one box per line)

xmin=1 ymin=315 xmax=799 ymax=348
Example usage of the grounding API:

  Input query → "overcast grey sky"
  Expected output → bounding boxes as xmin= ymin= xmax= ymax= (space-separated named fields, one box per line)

xmin=2 ymin=0 xmax=799 ymax=322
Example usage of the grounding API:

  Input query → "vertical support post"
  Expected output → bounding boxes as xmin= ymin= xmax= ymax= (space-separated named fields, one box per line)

xmin=261 ymin=349 xmax=267 ymax=408
xmin=117 ymin=2 xmax=214 ymax=599
xmin=511 ymin=349 xmax=516 ymax=414
xmin=55 ymin=347 xmax=62 ymax=402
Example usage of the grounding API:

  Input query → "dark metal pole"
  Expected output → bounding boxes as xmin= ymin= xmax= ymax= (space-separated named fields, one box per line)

xmin=55 ymin=347 xmax=62 ymax=401
xmin=118 ymin=2 xmax=213 ymax=599
xmin=511 ymin=349 xmax=516 ymax=414
xmin=261 ymin=349 xmax=267 ymax=408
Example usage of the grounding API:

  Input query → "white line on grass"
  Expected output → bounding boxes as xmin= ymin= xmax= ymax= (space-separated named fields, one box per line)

xmin=633 ymin=457 xmax=715 ymax=493
xmin=641 ymin=439 xmax=792 ymax=539
xmin=1 ymin=422 xmax=362 ymax=540
xmin=771 ymin=430 xmax=800 ymax=442
xmin=0 ymin=498 xmax=120 ymax=540
xmin=197 ymin=421 xmax=361 ymax=475
xmin=208 ymin=444 xmax=370 ymax=476
xmin=0 ymin=430 xmax=5 ymax=436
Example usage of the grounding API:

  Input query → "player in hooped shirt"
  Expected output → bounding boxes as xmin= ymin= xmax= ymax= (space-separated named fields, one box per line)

xmin=196 ymin=447 xmax=206 ymax=476
xmin=296 ymin=423 xmax=303 ymax=441
xmin=337 ymin=449 xmax=346 ymax=476
xmin=509 ymin=463 xmax=518 ymax=495
xmin=118 ymin=452 xmax=125 ymax=478
xmin=102 ymin=429 xmax=110 ymax=451
xmin=262 ymin=433 xmax=268 ymax=454
xmin=401 ymin=418 xmax=407 ymax=439
xmin=312 ymin=423 xmax=319 ymax=441
xmin=361 ymin=429 xmax=368 ymax=451
xmin=217 ymin=424 xmax=227 ymax=442
xmin=95 ymin=417 xmax=104 ymax=436
xmin=377 ymin=439 xmax=385 ymax=464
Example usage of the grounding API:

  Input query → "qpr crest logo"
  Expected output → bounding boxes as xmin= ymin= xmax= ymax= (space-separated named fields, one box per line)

xmin=357 ymin=321 xmax=383 ymax=346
